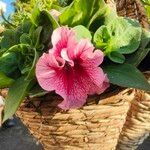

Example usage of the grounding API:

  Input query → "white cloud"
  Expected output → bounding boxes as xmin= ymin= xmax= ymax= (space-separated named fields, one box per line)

xmin=0 ymin=1 xmax=7 ymax=13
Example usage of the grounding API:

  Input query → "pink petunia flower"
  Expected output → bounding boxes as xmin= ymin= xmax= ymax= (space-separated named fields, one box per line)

xmin=36 ymin=27 xmax=109 ymax=110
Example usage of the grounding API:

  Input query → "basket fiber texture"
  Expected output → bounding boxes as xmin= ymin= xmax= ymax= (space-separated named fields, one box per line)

xmin=117 ymin=72 xmax=150 ymax=150
xmin=5 ymin=0 xmax=149 ymax=150
xmin=116 ymin=0 xmax=149 ymax=28
xmin=15 ymin=90 xmax=133 ymax=150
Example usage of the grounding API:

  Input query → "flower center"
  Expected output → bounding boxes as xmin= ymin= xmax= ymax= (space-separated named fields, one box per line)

xmin=64 ymin=61 xmax=72 ymax=71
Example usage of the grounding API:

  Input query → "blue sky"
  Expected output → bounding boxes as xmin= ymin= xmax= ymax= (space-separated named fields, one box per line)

xmin=0 ymin=0 xmax=15 ymax=19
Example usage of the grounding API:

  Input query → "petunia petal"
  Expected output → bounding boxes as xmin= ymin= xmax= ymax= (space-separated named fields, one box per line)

xmin=57 ymin=66 xmax=109 ymax=110
xmin=88 ymin=74 xmax=109 ymax=95
xmin=57 ymin=69 xmax=89 ymax=110
xmin=60 ymin=48 xmax=74 ymax=66
xmin=36 ymin=52 xmax=65 ymax=91
xmin=68 ymin=39 xmax=94 ymax=59
xmin=51 ymin=27 xmax=76 ymax=57
xmin=83 ymin=50 xmax=104 ymax=66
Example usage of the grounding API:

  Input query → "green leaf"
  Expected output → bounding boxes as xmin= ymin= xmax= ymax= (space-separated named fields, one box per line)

xmin=142 ymin=0 xmax=150 ymax=5
xmin=29 ymin=8 xmax=59 ymax=50
xmin=103 ymin=63 xmax=150 ymax=92
xmin=0 ymin=20 xmax=32 ymax=50
xmin=7 ymin=44 xmax=30 ymax=53
xmin=145 ymin=5 xmax=150 ymax=21
xmin=0 ymin=52 xmax=19 ymax=76
xmin=30 ymin=6 xmax=41 ymax=26
xmin=126 ymin=29 xmax=150 ymax=66
xmin=108 ymin=51 xmax=125 ymax=64
xmin=58 ymin=0 xmax=73 ymax=7
xmin=41 ymin=10 xmax=59 ymax=29
xmin=30 ymin=7 xmax=59 ymax=28
xmin=73 ymin=25 xmax=92 ymax=41
xmin=94 ymin=17 xmax=142 ymax=63
xmin=115 ymin=18 xmax=142 ymax=54
xmin=93 ymin=25 xmax=111 ymax=50
xmin=30 ymin=9 xmax=60 ymax=49
xmin=6 ymin=44 xmax=35 ymax=77
xmin=0 ymin=72 xmax=14 ymax=88
xmin=0 ymin=48 xmax=6 ymax=56
xmin=59 ymin=0 xmax=109 ymax=28
xmin=3 ymin=77 xmax=35 ymax=122
xmin=20 ymin=33 xmax=32 ymax=45
xmin=39 ymin=10 xmax=59 ymax=48
xmin=16 ymin=20 xmax=32 ymax=35
xmin=7 ymin=44 xmax=30 ymax=72
xmin=0 ymin=30 xmax=19 ymax=49
xmin=87 ymin=1 xmax=110 ymax=29
xmin=40 ymin=25 xmax=52 ymax=49
xmin=32 ymin=26 xmax=43 ymax=48
xmin=95 ymin=17 xmax=142 ymax=54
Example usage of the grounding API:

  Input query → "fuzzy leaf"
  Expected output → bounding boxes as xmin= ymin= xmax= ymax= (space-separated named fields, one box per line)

xmin=103 ymin=63 xmax=150 ymax=92
xmin=94 ymin=17 xmax=142 ymax=63
xmin=108 ymin=51 xmax=125 ymax=64
xmin=73 ymin=25 xmax=92 ymax=41
xmin=126 ymin=29 xmax=150 ymax=66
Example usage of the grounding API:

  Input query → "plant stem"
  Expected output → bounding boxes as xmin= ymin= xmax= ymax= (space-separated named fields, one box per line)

xmin=1 ymin=10 xmax=16 ymax=28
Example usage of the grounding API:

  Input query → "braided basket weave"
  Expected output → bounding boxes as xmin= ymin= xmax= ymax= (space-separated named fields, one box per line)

xmin=15 ymin=90 xmax=133 ymax=150
xmin=2 ymin=0 xmax=149 ymax=150
xmin=117 ymin=72 xmax=150 ymax=150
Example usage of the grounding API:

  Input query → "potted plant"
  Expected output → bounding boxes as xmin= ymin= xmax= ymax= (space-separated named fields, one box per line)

xmin=0 ymin=0 xmax=150 ymax=149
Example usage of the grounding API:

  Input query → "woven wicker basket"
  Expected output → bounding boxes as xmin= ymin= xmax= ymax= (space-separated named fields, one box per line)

xmin=15 ymin=90 xmax=134 ymax=150
xmin=1 ymin=0 xmax=150 ymax=150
